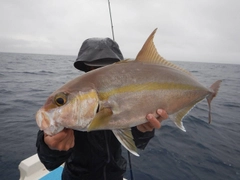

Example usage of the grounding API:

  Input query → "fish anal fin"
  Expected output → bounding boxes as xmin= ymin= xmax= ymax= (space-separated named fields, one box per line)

xmin=169 ymin=104 xmax=196 ymax=132
xmin=135 ymin=28 xmax=192 ymax=76
xmin=112 ymin=129 xmax=139 ymax=156
xmin=87 ymin=107 xmax=112 ymax=131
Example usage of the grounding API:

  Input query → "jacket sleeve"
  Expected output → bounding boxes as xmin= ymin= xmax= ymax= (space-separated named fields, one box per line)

xmin=36 ymin=130 xmax=73 ymax=171
xmin=131 ymin=127 xmax=155 ymax=150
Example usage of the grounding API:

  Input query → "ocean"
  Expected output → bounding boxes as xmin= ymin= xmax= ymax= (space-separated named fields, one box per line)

xmin=0 ymin=52 xmax=239 ymax=180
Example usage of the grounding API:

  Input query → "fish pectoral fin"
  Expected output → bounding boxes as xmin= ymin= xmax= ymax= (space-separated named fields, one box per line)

xmin=87 ymin=107 xmax=113 ymax=131
xmin=112 ymin=129 xmax=139 ymax=157
xmin=169 ymin=104 xmax=196 ymax=132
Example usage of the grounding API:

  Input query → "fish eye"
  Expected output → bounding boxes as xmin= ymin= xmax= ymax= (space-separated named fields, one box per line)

xmin=54 ymin=92 xmax=67 ymax=106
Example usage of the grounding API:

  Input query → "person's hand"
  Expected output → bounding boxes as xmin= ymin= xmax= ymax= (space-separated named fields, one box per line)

xmin=137 ymin=109 xmax=168 ymax=132
xmin=44 ymin=128 xmax=75 ymax=151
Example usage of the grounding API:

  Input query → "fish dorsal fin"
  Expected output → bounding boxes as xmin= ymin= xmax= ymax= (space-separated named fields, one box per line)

xmin=135 ymin=28 xmax=192 ymax=76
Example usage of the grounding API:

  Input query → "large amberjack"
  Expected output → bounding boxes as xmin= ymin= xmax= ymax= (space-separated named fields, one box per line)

xmin=36 ymin=29 xmax=221 ymax=156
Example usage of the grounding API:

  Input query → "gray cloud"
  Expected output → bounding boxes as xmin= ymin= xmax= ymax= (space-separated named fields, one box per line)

xmin=0 ymin=0 xmax=239 ymax=64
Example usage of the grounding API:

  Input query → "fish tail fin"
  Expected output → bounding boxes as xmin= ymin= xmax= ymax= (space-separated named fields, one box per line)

xmin=206 ymin=80 xmax=222 ymax=124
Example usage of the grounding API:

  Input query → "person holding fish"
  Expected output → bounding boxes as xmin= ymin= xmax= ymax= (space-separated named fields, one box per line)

xmin=36 ymin=37 xmax=168 ymax=180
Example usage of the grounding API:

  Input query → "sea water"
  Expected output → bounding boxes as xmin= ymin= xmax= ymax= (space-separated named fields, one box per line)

xmin=0 ymin=52 xmax=239 ymax=180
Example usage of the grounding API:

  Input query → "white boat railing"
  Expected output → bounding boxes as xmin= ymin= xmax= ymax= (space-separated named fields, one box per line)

xmin=18 ymin=154 xmax=64 ymax=180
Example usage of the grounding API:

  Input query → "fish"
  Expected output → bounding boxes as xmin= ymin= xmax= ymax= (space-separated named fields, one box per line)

xmin=36 ymin=29 xmax=221 ymax=156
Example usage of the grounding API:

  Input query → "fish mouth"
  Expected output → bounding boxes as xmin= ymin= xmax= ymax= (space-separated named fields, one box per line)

xmin=36 ymin=109 xmax=64 ymax=135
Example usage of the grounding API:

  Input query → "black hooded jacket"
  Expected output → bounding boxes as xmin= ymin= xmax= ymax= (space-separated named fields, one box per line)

xmin=36 ymin=37 xmax=155 ymax=179
xmin=36 ymin=127 xmax=154 ymax=180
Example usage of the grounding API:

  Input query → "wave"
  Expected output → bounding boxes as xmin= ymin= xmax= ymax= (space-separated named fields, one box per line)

xmin=190 ymin=70 xmax=199 ymax=73
xmin=221 ymin=102 xmax=240 ymax=108
xmin=0 ymin=89 xmax=14 ymax=94
xmin=22 ymin=70 xmax=54 ymax=75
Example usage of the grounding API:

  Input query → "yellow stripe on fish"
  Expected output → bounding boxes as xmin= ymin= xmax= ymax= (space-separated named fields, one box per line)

xmin=98 ymin=82 xmax=199 ymax=100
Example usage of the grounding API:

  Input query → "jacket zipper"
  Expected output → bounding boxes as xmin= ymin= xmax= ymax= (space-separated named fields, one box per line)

xmin=103 ymin=131 xmax=111 ymax=180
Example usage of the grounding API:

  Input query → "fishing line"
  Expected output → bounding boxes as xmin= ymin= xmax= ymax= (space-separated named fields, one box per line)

xmin=107 ymin=1 xmax=134 ymax=180
xmin=127 ymin=149 xmax=134 ymax=180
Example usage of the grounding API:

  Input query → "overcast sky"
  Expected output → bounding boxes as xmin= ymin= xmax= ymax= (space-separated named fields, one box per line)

xmin=0 ymin=0 xmax=240 ymax=64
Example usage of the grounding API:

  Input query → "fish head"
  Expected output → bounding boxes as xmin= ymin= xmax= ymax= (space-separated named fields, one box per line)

xmin=36 ymin=89 xmax=99 ymax=135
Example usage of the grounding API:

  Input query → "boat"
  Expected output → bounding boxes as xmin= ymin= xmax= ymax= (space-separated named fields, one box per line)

xmin=18 ymin=154 xmax=127 ymax=180
xmin=18 ymin=154 xmax=64 ymax=180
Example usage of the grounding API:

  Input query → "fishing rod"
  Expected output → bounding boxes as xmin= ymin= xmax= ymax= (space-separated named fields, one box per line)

xmin=107 ymin=0 xmax=115 ymax=41
xmin=107 ymin=1 xmax=134 ymax=180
